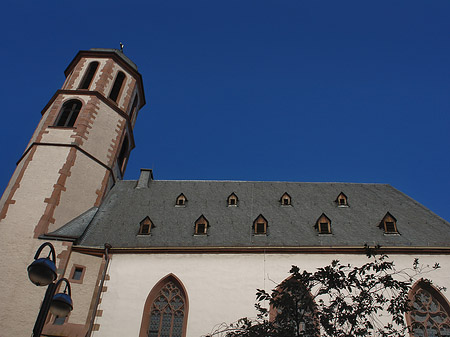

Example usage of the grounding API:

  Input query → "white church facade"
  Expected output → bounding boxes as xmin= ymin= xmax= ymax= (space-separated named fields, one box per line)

xmin=0 ymin=49 xmax=449 ymax=337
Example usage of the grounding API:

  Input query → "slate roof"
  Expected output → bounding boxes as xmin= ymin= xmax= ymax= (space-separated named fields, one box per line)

xmin=43 ymin=207 xmax=98 ymax=241
xmin=56 ymin=179 xmax=450 ymax=249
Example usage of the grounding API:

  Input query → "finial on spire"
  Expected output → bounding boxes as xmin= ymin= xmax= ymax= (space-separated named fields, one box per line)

xmin=119 ymin=42 xmax=124 ymax=52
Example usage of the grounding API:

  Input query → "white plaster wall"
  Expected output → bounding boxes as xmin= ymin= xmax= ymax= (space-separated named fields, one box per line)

xmin=64 ymin=252 xmax=103 ymax=324
xmin=0 ymin=153 xmax=26 ymax=212
xmin=27 ymin=102 xmax=54 ymax=148
xmin=92 ymin=253 xmax=450 ymax=337
xmin=1 ymin=146 xmax=70 ymax=228
xmin=81 ymin=100 xmax=123 ymax=165
xmin=50 ymin=152 xmax=107 ymax=231
xmin=40 ymin=128 xmax=76 ymax=144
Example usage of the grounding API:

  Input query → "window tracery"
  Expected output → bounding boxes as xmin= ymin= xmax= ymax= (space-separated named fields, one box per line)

xmin=409 ymin=282 xmax=450 ymax=337
xmin=140 ymin=275 xmax=188 ymax=337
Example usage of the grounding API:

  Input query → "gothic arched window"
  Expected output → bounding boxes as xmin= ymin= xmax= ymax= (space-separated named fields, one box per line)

xmin=139 ymin=274 xmax=188 ymax=337
xmin=55 ymin=99 xmax=82 ymax=127
xmin=79 ymin=61 xmax=99 ymax=89
xmin=269 ymin=277 xmax=318 ymax=336
xmin=408 ymin=280 xmax=450 ymax=337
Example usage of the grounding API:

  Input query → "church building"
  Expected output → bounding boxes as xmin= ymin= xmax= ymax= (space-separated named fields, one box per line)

xmin=0 ymin=49 xmax=449 ymax=337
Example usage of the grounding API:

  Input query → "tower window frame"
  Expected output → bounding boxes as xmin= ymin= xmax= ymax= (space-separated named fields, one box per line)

xmin=54 ymin=99 xmax=82 ymax=128
xmin=227 ymin=193 xmax=238 ymax=207
xmin=129 ymin=94 xmax=138 ymax=121
xmin=175 ymin=194 xmax=187 ymax=207
xmin=78 ymin=61 xmax=99 ymax=90
xmin=194 ymin=215 xmax=209 ymax=235
xmin=379 ymin=212 xmax=399 ymax=234
xmin=109 ymin=71 xmax=126 ymax=103
xmin=315 ymin=213 xmax=332 ymax=234
xmin=280 ymin=192 xmax=292 ymax=206
xmin=117 ymin=136 xmax=129 ymax=174
xmin=253 ymin=214 xmax=268 ymax=235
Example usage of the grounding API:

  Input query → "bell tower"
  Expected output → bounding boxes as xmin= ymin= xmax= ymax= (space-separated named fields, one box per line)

xmin=0 ymin=49 xmax=145 ymax=336
xmin=0 ymin=48 xmax=145 ymax=235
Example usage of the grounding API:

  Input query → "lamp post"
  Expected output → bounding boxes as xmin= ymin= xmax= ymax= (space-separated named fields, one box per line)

xmin=28 ymin=242 xmax=73 ymax=337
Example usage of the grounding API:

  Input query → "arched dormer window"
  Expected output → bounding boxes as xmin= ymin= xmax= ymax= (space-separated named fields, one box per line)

xmin=54 ymin=99 xmax=82 ymax=127
xmin=227 ymin=193 xmax=238 ymax=206
xmin=78 ymin=61 xmax=99 ymax=89
xmin=138 ymin=216 xmax=154 ymax=235
xmin=280 ymin=192 xmax=291 ymax=206
xmin=175 ymin=194 xmax=187 ymax=207
xmin=117 ymin=136 xmax=129 ymax=173
xmin=336 ymin=192 xmax=348 ymax=207
xmin=109 ymin=71 xmax=126 ymax=102
xmin=379 ymin=212 xmax=398 ymax=234
xmin=139 ymin=274 xmax=188 ymax=337
xmin=407 ymin=280 xmax=450 ymax=336
xmin=315 ymin=213 xmax=332 ymax=234
xmin=253 ymin=214 xmax=268 ymax=235
xmin=194 ymin=215 xmax=209 ymax=235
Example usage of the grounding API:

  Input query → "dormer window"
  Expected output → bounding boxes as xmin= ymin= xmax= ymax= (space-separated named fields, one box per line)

xmin=227 ymin=193 xmax=238 ymax=206
xmin=315 ymin=213 xmax=332 ymax=234
xmin=280 ymin=192 xmax=291 ymax=206
xmin=176 ymin=193 xmax=187 ymax=206
xmin=379 ymin=212 xmax=399 ymax=234
xmin=138 ymin=216 xmax=154 ymax=235
xmin=336 ymin=192 xmax=348 ymax=207
xmin=253 ymin=214 xmax=268 ymax=235
xmin=194 ymin=215 xmax=209 ymax=235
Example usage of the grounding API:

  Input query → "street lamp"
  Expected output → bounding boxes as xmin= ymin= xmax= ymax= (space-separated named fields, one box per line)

xmin=28 ymin=242 xmax=73 ymax=337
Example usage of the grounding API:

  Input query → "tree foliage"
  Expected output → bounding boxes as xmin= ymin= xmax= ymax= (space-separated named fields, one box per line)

xmin=206 ymin=251 xmax=441 ymax=337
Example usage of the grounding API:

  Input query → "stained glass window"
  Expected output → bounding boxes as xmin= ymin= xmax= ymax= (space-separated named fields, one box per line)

xmin=410 ymin=286 xmax=450 ymax=337
xmin=147 ymin=281 xmax=186 ymax=337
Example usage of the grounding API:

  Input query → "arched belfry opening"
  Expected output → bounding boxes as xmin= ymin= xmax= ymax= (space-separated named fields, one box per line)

xmin=139 ymin=274 xmax=189 ymax=337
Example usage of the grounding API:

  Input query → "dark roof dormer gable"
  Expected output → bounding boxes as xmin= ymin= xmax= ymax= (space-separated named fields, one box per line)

xmin=379 ymin=212 xmax=399 ymax=234
xmin=138 ymin=216 xmax=154 ymax=235
xmin=280 ymin=192 xmax=292 ymax=206
xmin=227 ymin=193 xmax=239 ymax=207
xmin=315 ymin=213 xmax=332 ymax=234
xmin=253 ymin=214 xmax=268 ymax=235
xmin=175 ymin=193 xmax=187 ymax=207
xmin=194 ymin=215 xmax=209 ymax=235
xmin=336 ymin=192 xmax=348 ymax=207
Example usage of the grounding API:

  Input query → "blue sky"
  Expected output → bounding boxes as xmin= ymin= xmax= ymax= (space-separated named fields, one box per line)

xmin=1 ymin=1 xmax=449 ymax=221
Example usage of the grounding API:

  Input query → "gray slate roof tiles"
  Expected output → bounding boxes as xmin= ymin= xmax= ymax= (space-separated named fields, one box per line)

xmin=58 ymin=180 xmax=450 ymax=249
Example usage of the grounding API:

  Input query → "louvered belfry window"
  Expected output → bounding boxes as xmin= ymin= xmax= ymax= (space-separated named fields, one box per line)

xmin=147 ymin=281 xmax=186 ymax=337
